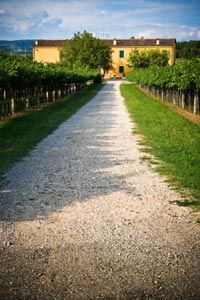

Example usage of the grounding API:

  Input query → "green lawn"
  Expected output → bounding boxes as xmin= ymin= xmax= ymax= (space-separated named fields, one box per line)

xmin=0 ymin=83 xmax=102 ymax=175
xmin=120 ymin=83 xmax=200 ymax=207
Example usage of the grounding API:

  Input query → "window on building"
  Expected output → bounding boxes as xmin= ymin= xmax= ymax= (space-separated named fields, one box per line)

xmin=119 ymin=66 xmax=124 ymax=73
xmin=119 ymin=50 xmax=124 ymax=58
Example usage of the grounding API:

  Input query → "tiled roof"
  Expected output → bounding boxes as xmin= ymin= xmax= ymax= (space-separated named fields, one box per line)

xmin=34 ymin=38 xmax=176 ymax=47
xmin=34 ymin=40 xmax=68 ymax=46
xmin=104 ymin=38 xmax=176 ymax=46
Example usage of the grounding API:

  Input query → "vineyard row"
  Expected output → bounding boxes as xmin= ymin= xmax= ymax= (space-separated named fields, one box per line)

xmin=127 ymin=58 xmax=200 ymax=114
xmin=0 ymin=52 xmax=101 ymax=118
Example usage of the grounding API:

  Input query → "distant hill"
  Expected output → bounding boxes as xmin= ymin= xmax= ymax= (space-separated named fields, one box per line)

xmin=0 ymin=40 xmax=35 ymax=53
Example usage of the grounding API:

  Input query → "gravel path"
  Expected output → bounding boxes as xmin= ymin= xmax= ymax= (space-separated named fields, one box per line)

xmin=0 ymin=81 xmax=200 ymax=300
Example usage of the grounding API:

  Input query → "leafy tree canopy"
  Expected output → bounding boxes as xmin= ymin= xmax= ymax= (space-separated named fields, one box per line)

xmin=128 ymin=49 xmax=169 ymax=69
xmin=176 ymin=40 xmax=200 ymax=59
xmin=60 ymin=31 xmax=112 ymax=72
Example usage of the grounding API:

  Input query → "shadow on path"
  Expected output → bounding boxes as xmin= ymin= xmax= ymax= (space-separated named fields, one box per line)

xmin=0 ymin=82 xmax=139 ymax=222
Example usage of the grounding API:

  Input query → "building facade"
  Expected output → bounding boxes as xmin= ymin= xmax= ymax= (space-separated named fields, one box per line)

xmin=33 ymin=38 xmax=176 ymax=78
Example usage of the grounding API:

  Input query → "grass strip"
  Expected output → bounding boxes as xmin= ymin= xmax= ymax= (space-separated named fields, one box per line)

xmin=0 ymin=83 xmax=102 ymax=175
xmin=120 ymin=83 xmax=200 ymax=206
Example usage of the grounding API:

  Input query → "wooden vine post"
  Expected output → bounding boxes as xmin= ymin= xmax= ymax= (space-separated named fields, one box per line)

xmin=193 ymin=89 xmax=199 ymax=114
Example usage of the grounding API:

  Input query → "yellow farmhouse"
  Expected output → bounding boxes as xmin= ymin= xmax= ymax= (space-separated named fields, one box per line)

xmin=33 ymin=38 xmax=176 ymax=78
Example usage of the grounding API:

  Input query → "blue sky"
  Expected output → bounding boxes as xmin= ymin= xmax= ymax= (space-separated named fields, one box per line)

xmin=0 ymin=0 xmax=199 ymax=41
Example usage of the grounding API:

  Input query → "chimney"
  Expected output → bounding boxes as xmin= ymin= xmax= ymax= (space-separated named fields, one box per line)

xmin=113 ymin=39 xmax=117 ymax=46
xmin=35 ymin=40 xmax=38 ymax=45
xmin=156 ymin=39 xmax=160 ymax=45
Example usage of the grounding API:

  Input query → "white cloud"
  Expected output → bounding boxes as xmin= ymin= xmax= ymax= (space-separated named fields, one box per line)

xmin=0 ymin=8 xmax=5 ymax=15
xmin=137 ymin=24 xmax=200 ymax=41
xmin=197 ymin=31 xmax=200 ymax=39
xmin=13 ymin=21 xmax=29 ymax=33
xmin=0 ymin=0 xmax=199 ymax=40
xmin=99 ymin=10 xmax=109 ymax=16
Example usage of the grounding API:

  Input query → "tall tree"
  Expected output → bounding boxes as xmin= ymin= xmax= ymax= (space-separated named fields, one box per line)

xmin=127 ymin=50 xmax=149 ymax=68
xmin=60 ymin=31 xmax=112 ymax=73
xmin=128 ymin=49 xmax=169 ymax=69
